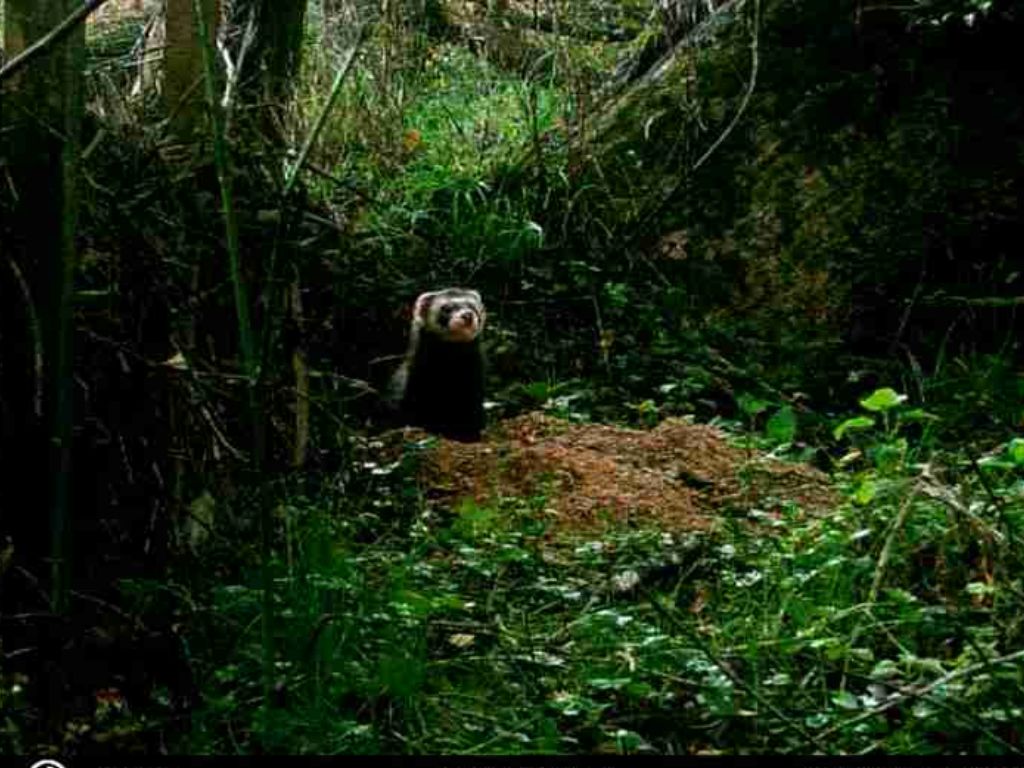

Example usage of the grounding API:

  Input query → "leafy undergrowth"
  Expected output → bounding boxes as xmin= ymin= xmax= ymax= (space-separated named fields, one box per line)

xmin=302 ymin=41 xmax=563 ymax=270
xmin=91 ymin=392 xmax=1023 ymax=756
xmin=42 ymin=7 xmax=1024 ymax=757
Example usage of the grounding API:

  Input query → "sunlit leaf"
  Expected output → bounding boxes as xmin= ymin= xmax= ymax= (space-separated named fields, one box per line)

xmin=870 ymin=659 xmax=900 ymax=679
xmin=899 ymin=408 xmax=938 ymax=423
xmin=1007 ymin=438 xmax=1024 ymax=466
xmin=832 ymin=690 xmax=860 ymax=710
xmin=448 ymin=633 xmax=475 ymax=648
xmin=853 ymin=478 xmax=876 ymax=505
xmin=738 ymin=394 xmax=772 ymax=417
xmin=849 ymin=528 xmax=872 ymax=542
xmin=766 ymin=405 xmax=797 ymax=443
xmin=859 ymin=388 xmax=907 ymax=413
xmin=834 ymin=416 xmax=875 ymax=440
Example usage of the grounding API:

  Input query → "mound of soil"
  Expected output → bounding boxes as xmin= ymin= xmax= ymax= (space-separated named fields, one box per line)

xmin=386 ymin=412 xmax=837 ymax=532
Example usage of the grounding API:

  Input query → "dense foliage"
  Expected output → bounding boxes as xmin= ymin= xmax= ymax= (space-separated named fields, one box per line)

xmin=1 ymin=0 xmax=1022 ymax=756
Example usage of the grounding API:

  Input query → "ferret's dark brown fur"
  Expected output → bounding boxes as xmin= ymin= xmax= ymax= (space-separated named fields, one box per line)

xmin=386 ymin=288 xmax=486 ymax=442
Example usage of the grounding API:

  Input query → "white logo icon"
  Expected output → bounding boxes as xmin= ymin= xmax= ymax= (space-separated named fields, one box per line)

xmin=29 ymin=760 xmax=67 ymax=768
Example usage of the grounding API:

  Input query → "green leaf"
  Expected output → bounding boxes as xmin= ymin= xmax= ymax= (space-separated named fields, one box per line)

xmin=523 ymin=381 xmax=552 ymax=401
xmin=738 ymin=394 xmax=772 ymax=417
xmin=870 ymin=659 xmax=900 ymax=679
xmin=766 ymin=405 xmax=797 ymax=443
xmin=871 ymin=438 xmax=908 ymax=472
xmin=377 ymin=653 xmax=425 ymax=697
xmin=588 ymin=677 xmax=632 ymax=691
xmin=392 ymin=589 xmax=433 ymax=617
xmin=614 ymin=729 xmax=643 ymax=752
xmin=853 ymin=478 xmax=876 ymax=506
xmin=805 ymin=713 xmax=830 ymax=728
xmin=832 ymin=690 xmax=860 ymax=710
xmin=625 ymin=681 xmax=654 ymax=699
xmin=850 ymin=647 xmax=875 ymax=662
xmin=966 ymin=581 xmax=995 ymax=596
xmin=1007 ymin=438 xmax=1024 ymax=466
xmin=834 ymin=416 xmax=875 ymax=440
xmin=912 ymin=701 xmax=937 ymax=718
xmin=859 ymin=387 xmax=907 ymax=413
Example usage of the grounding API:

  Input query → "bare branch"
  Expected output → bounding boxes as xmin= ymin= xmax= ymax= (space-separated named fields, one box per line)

xmin=0 ymin=0 xmax=113 ymax=85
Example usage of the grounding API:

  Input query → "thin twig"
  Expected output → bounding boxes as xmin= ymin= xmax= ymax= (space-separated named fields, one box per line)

xmin=691 ymin=0 xmax=760 ymax=172
xmin=283 ymin=24 xmax=366 ymax=196
xmin=868 ymin=486 xmax=917 ymax=605
xmin=221 ymin=7 xmax=257 ymax=130
xmin=820 ymin=647 xmax=1024 ymax=741
xmin=193 ymin=0 xmax=254 ymax=376
xmin=5 ymin=257 xmax=43 ymax=418
xmin=623 ymin=0 xmax=759 ymax=254
xmin=647 ymin=594 xmax=831 ymax=754
xmin=969 ymin=454 xmax=1019 ymax=539
xmin=841 ymin=486 xmax=918 ymax=689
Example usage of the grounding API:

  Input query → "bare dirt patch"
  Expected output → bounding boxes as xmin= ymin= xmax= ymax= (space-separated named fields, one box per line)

xmin=383 ymin=411 xmax=837 ymax=533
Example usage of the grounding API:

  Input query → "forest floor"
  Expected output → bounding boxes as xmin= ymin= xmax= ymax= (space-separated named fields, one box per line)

xmin=18 ymin=2 xmax=1017 ymax=756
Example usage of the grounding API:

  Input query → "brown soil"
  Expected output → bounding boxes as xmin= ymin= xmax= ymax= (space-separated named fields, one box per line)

xmin=382 ymin=411 xmax=837 ymax=533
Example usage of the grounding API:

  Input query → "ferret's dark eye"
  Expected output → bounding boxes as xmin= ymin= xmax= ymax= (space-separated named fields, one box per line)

xmin=438 ymin=305 xmax=454 ymax=322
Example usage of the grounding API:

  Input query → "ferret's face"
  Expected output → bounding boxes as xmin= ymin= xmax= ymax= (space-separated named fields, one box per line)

xmin=414 ymin=288 xmax=486 ymax=343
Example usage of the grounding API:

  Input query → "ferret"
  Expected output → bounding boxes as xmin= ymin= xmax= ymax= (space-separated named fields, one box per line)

xmin=386 ymin=288 xmax=487 ymax=442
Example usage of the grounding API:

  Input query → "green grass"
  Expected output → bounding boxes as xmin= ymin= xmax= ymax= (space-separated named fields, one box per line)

xmin=117 ymin=395 xmax=1024 ymax=755
xmin=300 ymin=42 xmax=563 ymax=244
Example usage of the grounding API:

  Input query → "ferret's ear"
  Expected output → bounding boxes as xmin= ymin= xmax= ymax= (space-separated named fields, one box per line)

xmin=465 ymin=290 xmax=485 ymax=331
xmin=413 ymin=291 xmax=437 ymax=322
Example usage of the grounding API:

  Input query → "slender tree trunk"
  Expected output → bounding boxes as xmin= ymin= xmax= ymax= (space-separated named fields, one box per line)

xmin=2 ymin=0 xmax=84 ymax=609
xmin=164 ymin=0 xmax=219 ymax=137
xmin=0 ymin=0 xmax=84 ymax=737
xmin=234 ymin=0 xmax=307 ymax=135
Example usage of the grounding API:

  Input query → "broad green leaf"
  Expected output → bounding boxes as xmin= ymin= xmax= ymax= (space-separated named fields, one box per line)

xmin=614 ymin=729 xmax=643 ymax=752
xmin=1008 ymin=438 xmax=1024 ymax=466
xmin=832 ymin=690 xmax=860 ymax=710
xmin=871 ymin=438 xmax=908 ymax=472
xmin=834 ymin=416 xmax=875 ymax=440
xmin=853 ymin=478 xmax=876 ymax=506
xmin=392 ymin=589 xmax=433 ymax=617
xmin=850 ymin=647 xmax=875 ymax=662
xmin=524 ymin=381 xmax=551 ymax=400
xmin=859 ymin=387 xmax=907 ymax=412
xmin=377 ymin=653 xmax=425 ymax=697
xmin=766 ymin=405 xmax=797 ymax=443
xmin=625 ymin=681 xmax=654 ymax=699
xmin=805 ymin=713 xmax=829 ymax=728
xmin=738 ymin=393 xmax=772 ymax=417
xmin=966 ymin=581 xmax=995 ymax=596
xmin=870 ymin=659 xmax=900 ymax=679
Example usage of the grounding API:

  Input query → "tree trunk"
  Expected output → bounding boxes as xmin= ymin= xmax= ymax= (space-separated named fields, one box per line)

xmin=164 ymin=0 xmax=220 ymax=137
xmin=0 ymin=0 xmax=84 ymax=737
xmin=234 ymin=0 xmax=307 ymax=134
